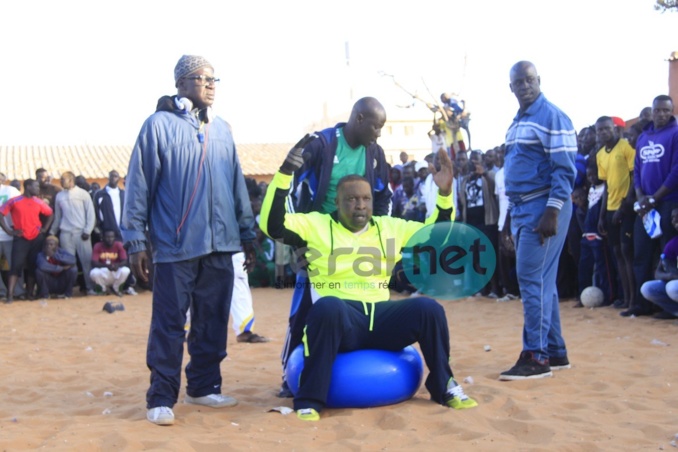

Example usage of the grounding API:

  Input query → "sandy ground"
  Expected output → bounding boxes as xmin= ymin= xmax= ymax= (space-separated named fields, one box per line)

xmin=1 ymin=287 xmax=677 ymax=451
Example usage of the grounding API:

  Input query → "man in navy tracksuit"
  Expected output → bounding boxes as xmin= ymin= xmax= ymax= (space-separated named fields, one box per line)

xmin=123 ymin=55 xmax=255 ymax=426
xmin=278 ymin=97 xmax=392 ymax=397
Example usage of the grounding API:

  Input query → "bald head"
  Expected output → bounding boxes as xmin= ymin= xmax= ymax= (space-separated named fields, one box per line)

xmin=350 ymin=97 xmax=385 ymax=119
xmin=344 ymin=97 xmax=387 ymax=149
xmin=509 ymin=61 xmax=541 ymax=110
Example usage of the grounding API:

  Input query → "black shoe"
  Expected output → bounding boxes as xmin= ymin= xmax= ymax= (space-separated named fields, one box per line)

xmin=613 ymin=299 xmax=629 ymax=309
xmin=620 ymin=306 xmax=653 ymax=317
xmin=653 ymin=311 xmax=678 ymax=320
xmin=549 ymin=355 xmax=571 ymax=370
xmin=499 ymin=351 xmax=552 ymax=381
xmin=573 ymin=301 xmax=584 ymax=308
xmin=277 ymin=381 xmax=294 ymax=398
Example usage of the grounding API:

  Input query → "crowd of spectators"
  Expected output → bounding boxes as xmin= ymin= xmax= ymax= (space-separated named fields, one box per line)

xmin=388 ymin=96 xmax=678 ymax=322
xmin=3 ymin=95 xmax=678 ymax=323
xmin=0 ymin=169 xmax=135 ymax=302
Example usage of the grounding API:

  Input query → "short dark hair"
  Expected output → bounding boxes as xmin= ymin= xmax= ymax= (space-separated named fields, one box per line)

xmin=35 ymin=168 xmax=47 ymax=176
xmin=653 ymin=94 xmax=673 ymax=105
xmin=337 ymin=174 xmax=370 ymax=194
xmin=23 ymin=178 xmax=36 ymax=190
xmin=595 ymin=116 xmax=612 ymax=124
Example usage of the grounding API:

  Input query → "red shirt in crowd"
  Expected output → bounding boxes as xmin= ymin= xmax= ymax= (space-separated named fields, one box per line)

xmin=92 ymin=241 xmax=127 ymax=264
xmin=0 ymin=195 xmax=53 ymax=240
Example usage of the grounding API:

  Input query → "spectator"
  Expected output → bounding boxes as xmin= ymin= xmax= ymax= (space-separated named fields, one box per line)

xmin=0 ymin=172 xmax=24 ymax=299
xmin=49 ymin=171 xmax=97 ymax=296
xmin=428 ymin=122 xmax=448 ymax=154
xmin=35 ymin=235 xmax=77 ymax=299
xmin=459 ymin=150 xmax=499 ymax=297
xmin=623 ymin=95 xmax=678 ymax=318
xmin=93 ymin=170 xmax=125 ymax=241
xmin=75 ymin=175 xmax=90 ymax=192
xmin=640 ymin=207 xmax=678 ymax=318
xmin=0 ymin=179 xmax=53 ymax=302
xmin=494 ymin=161 xmax=519 ymax=302
xmin=90 ymin=229 xmax=130 ymax=296
xmin=388 ymin=165 xmax=402 ymax=194
xmin=248 ymin=226 xmax=276 ymax=288
xmin=35 ymin=168 xmax=61 ymax=232
xmin=392 ymin=176 xmax=425 ymax=222
xmin=638 ymin=106 xmax=653 ymax=129
xmin=625 ymin=122 xmax=644 ymax=149
xmin=35 ymin=168 xmax=61 ymax=210
xmin=595 ymin=116 xmax=636 ymax=309
xmin=577 ymin=162 xmax=615 ymax=307
xmin=399 ymin=151 xmax=409 ymax=166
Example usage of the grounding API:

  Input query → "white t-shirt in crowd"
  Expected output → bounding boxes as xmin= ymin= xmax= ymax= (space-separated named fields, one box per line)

xmin=494 ymin=167 xmax=508 ymax=232
xmin=0 ymin=184 xmax=21 ymax=241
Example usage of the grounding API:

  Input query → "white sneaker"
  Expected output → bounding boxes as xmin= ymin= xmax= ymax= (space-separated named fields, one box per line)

xmin=497 ymin=294 xmax=519 ymax=303
xmin=147 ymin=406 xmax=174 ymax=425
xmin=185 ymin=393 xmax=238 ymax=408
xmin=126 ymin=287 xmax=138 ymax=295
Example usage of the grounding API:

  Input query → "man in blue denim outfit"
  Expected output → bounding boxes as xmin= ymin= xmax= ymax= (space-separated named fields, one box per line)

xmin=500 ymin=61 xmax=577 ymax=380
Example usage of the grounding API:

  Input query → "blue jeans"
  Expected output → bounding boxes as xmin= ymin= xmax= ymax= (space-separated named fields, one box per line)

xmin=511 ymin=198 xmax=571 ymax=362
xmin=640 ymin=280 xmax=678 ymax=316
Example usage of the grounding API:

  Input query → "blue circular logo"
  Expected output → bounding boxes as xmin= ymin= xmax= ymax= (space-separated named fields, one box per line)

xmin=401 ymin=222 xmax=496 ymax=300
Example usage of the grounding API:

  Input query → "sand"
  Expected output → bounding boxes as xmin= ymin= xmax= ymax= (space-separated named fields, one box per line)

xmin=1 ymin=288 xmax=677 ymax=451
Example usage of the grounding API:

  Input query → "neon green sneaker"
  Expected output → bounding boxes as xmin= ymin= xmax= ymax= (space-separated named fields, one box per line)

xmin=296 ymin=408 xmax=320 ymax=421
xmin=444 ymin=378 xmax=478 ymax=410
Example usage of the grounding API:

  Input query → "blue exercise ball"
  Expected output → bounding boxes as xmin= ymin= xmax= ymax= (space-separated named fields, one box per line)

xmin=285 ymin=345 xmax=424 ymax=408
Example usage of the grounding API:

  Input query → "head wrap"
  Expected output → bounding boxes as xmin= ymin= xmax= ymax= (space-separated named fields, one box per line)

xmin=174 ymin=55 xmax=213 ymax=84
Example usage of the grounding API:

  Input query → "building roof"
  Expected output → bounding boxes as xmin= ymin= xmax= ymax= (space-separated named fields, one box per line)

xmin=0 ymin=143 xmax=294 ymax=180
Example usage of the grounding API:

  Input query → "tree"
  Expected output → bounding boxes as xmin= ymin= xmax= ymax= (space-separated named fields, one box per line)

xmin=655 ymin=0 xmax=678 ymax=11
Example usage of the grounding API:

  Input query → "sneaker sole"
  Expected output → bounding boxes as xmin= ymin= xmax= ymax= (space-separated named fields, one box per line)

xmin=499 ymin=370 xmax=553 ymax=381
xmin=184 ymin=397 xmax=238 ymax=408
xmin=147 ymin=417 xmax=174 ymax=426
xmin=550 ymin=364 xmax=571 ymax=370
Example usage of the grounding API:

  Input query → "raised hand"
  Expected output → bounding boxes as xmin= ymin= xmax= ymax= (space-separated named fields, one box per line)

xmin=279 ymin=133 xmax=317 ymax=175
xmin=430 ymin=148 xmax=454 ymax=196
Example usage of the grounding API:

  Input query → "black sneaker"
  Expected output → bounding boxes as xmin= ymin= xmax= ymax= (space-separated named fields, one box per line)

xmin=499 ymin=351 xmax=552 ymax=381
xmin=549 ymin=355 xmax=571 ymax=370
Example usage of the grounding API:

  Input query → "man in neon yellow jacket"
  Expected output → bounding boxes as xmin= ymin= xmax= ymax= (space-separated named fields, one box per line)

xmin=260 ymin=137 xmax=477 ymax=421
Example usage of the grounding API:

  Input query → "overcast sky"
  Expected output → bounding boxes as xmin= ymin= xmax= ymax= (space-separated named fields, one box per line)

xmin=1 ymin=0 xmax=676 ymax=151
